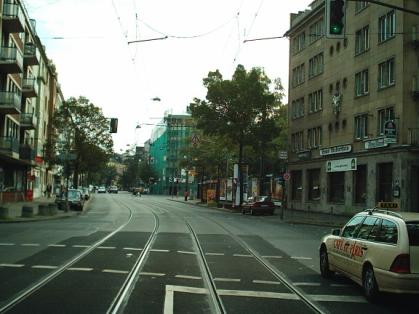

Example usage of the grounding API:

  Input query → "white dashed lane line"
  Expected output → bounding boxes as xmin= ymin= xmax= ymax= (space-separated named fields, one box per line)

xmin=102 ymin=269 xmax=129 ymax=274
xmin=72 ymin=245 xmax=91 ymax=248
xmin=177 ymin=251 xmax=196 ymax=255
xmin=253 ymin=280 xmax=282 ymax=285
xmin=261 ymin=255 xmax=283 ymax=259
xmin=175 ymin=275 xmax=202 ymax=280
xmin=233 ymin=254 xmax=252 ymax=258
xmin=214 ymin=278 xmax=241 ymax=282
xmin=0 ymin=263 xmax=24 ymax=268
xmin=48 ymin=244 xmax=66 ymax=247
xmin=294 ymin=282 xmax=321 ymax=287
xmin=139 ymin=272 xmax=166 ymax=277
xmin=67 ymin=267 xmax=93 ymax=272
xmin=205 ymin=252 xmax=224 ymax=256
xmin=0 ymin=243 xmax=15 ymax=246
xmin=97 ymin=246 xmax=116 ymax=250
xmin=21 ymin=243 xmax=41 ymax=247
xmin=123 ymin=247 xmax=143 ymax=251
xmin=291 ymin=256 xmax=313 ymax=260
xmin=32 ymin=265 xmax=58 ymax=269
xmin=150 ymin=249 xmax=170 ymax=253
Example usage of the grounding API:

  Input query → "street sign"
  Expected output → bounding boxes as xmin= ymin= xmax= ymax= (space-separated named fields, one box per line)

xmin=278 ymin=151 xmax=288 ymax=160
xmin=283 ymin=172 xmax=291 ymax=181
xmin=191 ymin=134 xmax=199 ymax=146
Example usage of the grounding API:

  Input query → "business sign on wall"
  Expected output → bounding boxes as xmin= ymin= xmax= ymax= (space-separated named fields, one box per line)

xmin=320 ymin=144 xmax=352 ymax=156
xmin=364 ymin=137 xmax=388 ymax=150
xmin=326 ymin=158 xmax=357 ymax=173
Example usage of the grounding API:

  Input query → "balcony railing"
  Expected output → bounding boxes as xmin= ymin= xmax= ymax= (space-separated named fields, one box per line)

xmin=408 ymin=128 xmax=419 ymax=145
xmin=19 ymin=144 xmax=36 ymax=161
xmin=20 ymin=113 xmax=37 ymax=129
xmin=2 ymin=3 xmax=25 ymax=33
xmin=23 ymin=43 xmax=39 ymax=66
xmin=0 ymin=137 xmax=19 ymax=154
xmin=0 ymin=91 xmax=21 ymax=114
xmin=22 ymin=77 xmax=38 ymax=98
xmin=0 ymin=46 xmax=23 ymax=73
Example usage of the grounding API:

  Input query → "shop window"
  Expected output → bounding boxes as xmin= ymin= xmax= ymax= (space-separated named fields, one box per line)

xmin=354 ymin=165 xmax=367 ymax=204
xmin=291 ymin=170 xmax=302 ymax=201
xmin=308 ymin=169 xmax=320 ymax=201
xmin=377 ymin=163 xmax=393 ymax=202
xmin=328 ymin=172 xmax=344 ymax=203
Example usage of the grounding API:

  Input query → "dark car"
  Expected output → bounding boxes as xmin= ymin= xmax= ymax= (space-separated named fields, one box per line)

xmin=55 ymin=189 xmax=85 ymax=211
xmin=241 ymin=196 xmax=275 ymax=215
xmin=108 ymin=186 xmax=118 ymax=193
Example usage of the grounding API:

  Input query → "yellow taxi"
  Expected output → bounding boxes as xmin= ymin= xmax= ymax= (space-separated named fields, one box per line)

xmin=319 ymin=203 xmax=419 ymax=301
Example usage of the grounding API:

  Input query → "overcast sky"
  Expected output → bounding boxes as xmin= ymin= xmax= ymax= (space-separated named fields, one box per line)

xmin=24 ymin=0 xmax=312 ymax=152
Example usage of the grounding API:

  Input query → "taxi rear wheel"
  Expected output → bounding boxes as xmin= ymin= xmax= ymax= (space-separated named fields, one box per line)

xmin=320 ymin=247 xmax=333 ymax=278
xmin=363 ymin=265 xmax=379 ymax=301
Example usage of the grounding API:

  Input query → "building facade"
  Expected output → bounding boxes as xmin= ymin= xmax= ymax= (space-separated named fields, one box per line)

xmin=286 ymin=0 xmax=419 ymax=214
xmin=0 ymin=0 xmax=63 ymax=201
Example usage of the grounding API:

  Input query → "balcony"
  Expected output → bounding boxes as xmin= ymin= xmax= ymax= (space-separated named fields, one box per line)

xmin=0 ymin=46 xmax=23 ymax=73
xmin=22 ymin=77 xmax=38 ymax=98
xmin=20 ymin=113 xmax=37 ymax=130
xmin=0 ymin=91 xmax=21 ymax=114
xmin=0 ymin=137 xmax=19 ymax=156
xmin=2 ymin=3 xmax=25 ymax=33
xmin=23 ymin=43 xmax=39 ymax=66
xmin=19 ymin=144 xmax=36 ymax=161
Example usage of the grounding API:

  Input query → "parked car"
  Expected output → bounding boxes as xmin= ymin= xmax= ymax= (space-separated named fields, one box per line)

xmin=241 ymin=196 xmax=275 ymax=215
xmin=55 ymin=189 xmax=85 ymax=211
xmin=97 ymin=186 xmax=106 ymax=193
xmin=108 ymin=186 xmax=118 ymax=193
xmin=319 ymin=204 xmax=419 ymax=301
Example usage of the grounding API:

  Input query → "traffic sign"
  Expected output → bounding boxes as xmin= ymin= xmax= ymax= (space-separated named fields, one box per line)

xmin=191 ymin=134 xmax=199 ymax=146
xmin=283 ymin=172 xmax=291 ymax=181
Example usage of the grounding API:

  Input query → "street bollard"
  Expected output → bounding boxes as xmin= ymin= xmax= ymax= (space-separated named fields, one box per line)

xmin=21 ymin=205 xmax=34 ymax=218
xmin=38 ymin=204 xmax=49 ymax=216
xmin=0 ymin=206 xmax=10 ymax=219
xmin=48 ymin=203 xmax=58 ymax=216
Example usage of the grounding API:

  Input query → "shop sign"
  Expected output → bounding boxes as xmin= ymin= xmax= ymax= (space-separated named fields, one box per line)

xmin=326 ymin=158 xmax=357 ymax=173
xmin=278 ymin=151 xmax=288 ymax=160
xmin=364 ymin=137 xmax=388 ymax=150
xmin=297 ymin=150 xmax=311 ymax=160
xmin=384 ymin=120 xmax=397 ymax=138
xmin=320 ymin=144 xmax=352 ymax=156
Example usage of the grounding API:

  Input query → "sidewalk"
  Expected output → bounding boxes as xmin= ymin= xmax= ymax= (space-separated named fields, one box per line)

xmin=0 ymin=196 xmax=80 ymax=223
xmin=170 ymin=198 xmax=351 ymax=228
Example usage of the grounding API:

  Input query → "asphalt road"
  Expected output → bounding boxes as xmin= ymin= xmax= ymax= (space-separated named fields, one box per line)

xmin=0 ymin=192 xmax=417 ymax=314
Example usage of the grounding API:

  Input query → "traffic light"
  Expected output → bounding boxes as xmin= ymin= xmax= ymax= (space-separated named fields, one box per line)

xmin=326 ymin=0 xmax=346 ymax=38
xmin=110 ymin=118 xmax=118 ymax=133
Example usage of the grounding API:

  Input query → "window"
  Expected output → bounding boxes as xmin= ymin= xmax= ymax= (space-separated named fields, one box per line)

xmin=354 ymin=165 xmax=367 ymax=204
xmin=378 ymin=58 xmax=395 ymax=89
xmin=292 ymin=64 xmax=305 ymax=87
xmin=308 ymin=53 xmax=324 ymax=79
xmin=308 ymin=169 xmax=320 ymax=201
xmin=355 ymin=69 xmax=369 ymax=96
xmin=406 ymin=223 xmax=419 ymax=246
xmin=377 ymin=107 xmax=395 ymax=135
xmin=378 ymin=11 xmax=395 ymax=43
xmin=377 ymin=162 xmax=393 ymax=202
xmin=355 ymin=1 xmax=368 ymax=13
xmin=342 ymin=215 xmax=365 ymax=238
xmin=354 ymin=114 xmax=368 ymax=139
xmin=355 ymin=25 xmax=369 ymax=55
xmin=356 ymin=216 xmax=378 ymax=239
xmin=291 ymin=170 xmax=302 ymax=200
xmin=329 ymin=172 xmax=345 ymax=203
xmin=308 ymin=89 xmax=323 ymax=113
xmin=291 ymin=97 xmax=305 ymax=119
xmin=309 ymin=19 xmax=324 ymax=44
xmin=376 ymin=219 xmax=398 ymax=244
xmin=307 ymin=126 xmax=322 ymax=148
xmin=293 ymin=32 xmax=305 ymax=54
xmin=291 ymin=131 xmax=304 ymax=152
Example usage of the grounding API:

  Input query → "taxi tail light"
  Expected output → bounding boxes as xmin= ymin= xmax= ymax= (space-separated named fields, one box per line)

xmin=390 ymin=254 xmax=410 ymax=273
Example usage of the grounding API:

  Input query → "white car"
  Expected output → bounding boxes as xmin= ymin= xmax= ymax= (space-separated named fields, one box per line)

xmin=97 ymin=186 xmax=106 ymax=193
xmin=320 ymin=204 xmax=419 ymax=300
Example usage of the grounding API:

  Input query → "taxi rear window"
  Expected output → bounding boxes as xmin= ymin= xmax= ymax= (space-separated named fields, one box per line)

xmin=406 ymin=222 xmax=419 ymax=246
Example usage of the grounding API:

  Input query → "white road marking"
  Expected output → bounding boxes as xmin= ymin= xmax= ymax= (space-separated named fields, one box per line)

xmin=218 ymin=289 xmax=300 ymax=300
xmin=294 ymin=282 xmax=321 ymax=287
xmin=253 ymin=280 xmax=281 ymax=285
xmin=330 ymin=283 xmax=352 ymax=288
xmin=72 ymin=245 xmax=90 ymax=248
xmin=0 ymin=243 xmax=15 ymax=246
xmin=150 ymin=249 xmax=170 ymax=253
xmin=32 ymin=265 xmax=58 ymax=269
xmin=310 ymin=294 xmax=367 ymax=303
xmin=291 ymin=256 xmax=313 ymax=260
xmin=0 ymin=263 xmax=24 ymax=268
xmin=67 ymin=267 xmax=93 ymax=272
xmin=164 ymin=285 xmax=208 ymax=314
xmin=139 ymin=272 xmax=166 ymax=277
xmin=123 ymin=247 xmax=143 ymax=251
xmin=261 ymin=255 xmax=283 ymax=259
xmin=233 ymin=254 xmax=252 ymax=258
xmin=103 ymin=269 xmax=129 ymax=274
xmin=177 ymin=250 xmax=196 ymax=255
xmin=97 ymin=246 xmax=116 ymax=250
xmin=205 ymin=252 xmax=224 ymax=256
xmin=21 ymin=243 xmax=40 ymax=247
xmin=214 ymin=277 xmax=241 ymax=282
xmin=175 ymin=275 xmax=202 ymax=280
xmin=48 ymin=244 xmax=66 ymax=247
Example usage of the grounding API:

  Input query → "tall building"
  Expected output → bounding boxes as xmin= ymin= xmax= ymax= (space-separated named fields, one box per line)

xmin=149 ymin=113 xmax=195 ymax=195
xmin=0 ymin=0 xmax=63 ymax=201
xmin=286 ymin=0 xmax=419 ymax=214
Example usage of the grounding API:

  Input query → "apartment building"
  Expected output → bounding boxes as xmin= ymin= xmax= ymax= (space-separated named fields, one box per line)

xmin=286 ymin=0 xmax=419 ymax=214
xmin=0 ymin=0 xmax=63 ymax=201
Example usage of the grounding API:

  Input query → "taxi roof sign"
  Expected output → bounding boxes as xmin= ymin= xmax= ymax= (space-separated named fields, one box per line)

xmin=377 ymin=202 xmax=400 ymax=210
